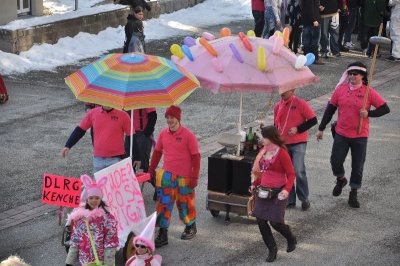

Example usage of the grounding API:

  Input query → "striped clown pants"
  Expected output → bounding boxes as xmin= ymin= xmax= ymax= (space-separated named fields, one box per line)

xmin=155 ymin=169 xmax=197 ymax=228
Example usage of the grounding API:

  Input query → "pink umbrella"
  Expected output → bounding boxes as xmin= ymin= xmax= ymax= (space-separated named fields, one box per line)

xmin=172 ymin=31 xmax=319 ymax=154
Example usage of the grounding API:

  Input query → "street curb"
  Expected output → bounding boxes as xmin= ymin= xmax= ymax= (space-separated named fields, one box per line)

xmin=1 ymin=63 xmax=399 ymax=231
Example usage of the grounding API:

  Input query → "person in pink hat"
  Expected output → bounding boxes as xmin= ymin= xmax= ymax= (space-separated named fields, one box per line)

xmin=316 ymin=61 xmax=390 ymax=208
xmin=65 ymin=175 xmax=119 ymax=266
xmin=125 ymin=212 xmax=162 ymax=266
xmin=148 ymin=105 xmax=201 ymax=247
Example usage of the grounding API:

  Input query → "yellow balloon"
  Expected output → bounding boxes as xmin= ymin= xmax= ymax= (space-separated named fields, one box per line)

xmin=247 ymin=30 xmax=256 ymax=37
xmin=277 ymin=32 xmax=283 ymax=38
xmin=283 ymin=27 xmax=290 ymax=45
xmin=170 ymin=44 xmax=184 ymax=59
xmin=257 ymin=47 xmax=266 ymax=71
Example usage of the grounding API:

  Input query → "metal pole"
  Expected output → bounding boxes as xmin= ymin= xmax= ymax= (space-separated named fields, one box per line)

xmin=75 ymin=0 xmax=78 ymax=11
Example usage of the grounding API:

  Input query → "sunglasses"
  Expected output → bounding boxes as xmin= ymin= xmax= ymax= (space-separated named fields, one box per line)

xmin=348 ymin=71 xmax=360 ymax=76
xmin=135 ymin=244 xmax=147 ymax=249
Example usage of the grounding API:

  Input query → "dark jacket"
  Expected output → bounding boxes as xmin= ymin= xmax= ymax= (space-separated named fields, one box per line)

xmin=124 ymin=14 xmax=139 ymax=53
xmin=364 ymin=0 xmax=386 ymax=26
xmin=119 ymin=0 xmax=151 ymax=11
xmin=319 ymin=0 xmax=340 ymax=17
xmin=301 ymin=0 xmax=320 ymax=26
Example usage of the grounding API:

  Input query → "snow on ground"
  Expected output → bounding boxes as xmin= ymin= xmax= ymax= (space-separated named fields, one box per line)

xmin=0 ymin=0 xmax=252 ymax=75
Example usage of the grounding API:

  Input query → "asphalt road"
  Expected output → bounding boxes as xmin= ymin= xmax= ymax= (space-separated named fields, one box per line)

xmin=0 ymin=19 xmax=399 ymax=265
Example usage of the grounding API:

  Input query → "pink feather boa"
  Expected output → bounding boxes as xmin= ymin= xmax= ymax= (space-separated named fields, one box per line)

xmin=67 ymin=207 xmax=105 ymax=222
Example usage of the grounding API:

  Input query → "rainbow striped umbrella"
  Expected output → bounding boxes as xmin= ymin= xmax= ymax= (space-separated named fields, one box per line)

xmin=65 ymin=53 xmax=200 ymax=110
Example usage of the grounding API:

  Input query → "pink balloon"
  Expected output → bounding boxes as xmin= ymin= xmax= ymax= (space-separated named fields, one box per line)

xmin=202 ymin=32 xmax=216 ymax=41
xmin=211 ymin=58 xmax=223 ymax=73
xmin=273 ymin=37 xmax=284 ymax=54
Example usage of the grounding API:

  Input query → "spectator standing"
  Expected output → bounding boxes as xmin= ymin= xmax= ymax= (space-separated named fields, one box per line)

xmin=127 ymin=20 xmax=145 ymax=53
xmin=61 ymin=106 xmax=141 ymax=173
xmin=301 ymin=0 xmax=325 ymax=64
xmin=250 ymin=125 xmax=297 ymax=262
xmin=343 ymin=0 xmax=360 ymax=49
xmin=364 ymin=0 xmax=386 ymax=57
xmin=114 ymin=0 xmax=151 ymax=12
xmin=287 ymin=0 xmax=302 ymax=54
xmin=274 ymin=89 xmax=318 ymax=210
xmin=316 ymin=61 xmax=390 ymax=208
xmin=319 ymin=0 xmax=342 ymax=58
xmin=262 ymin=0 xmax=282 ymax=38
xmin=338 ymin=0 xmax=351 ymax=52
xmin=124 ymin=6 xmax=146 ymax=53
xmin=386 ymin=0 xmax=400 ymax=61
xmin=0 ymin=74 xmax=9 ymax=104
xmin=252 ymin=0 xmax=266 ymax=37
xmin=148 ymin=105 xmax=201 ymax=247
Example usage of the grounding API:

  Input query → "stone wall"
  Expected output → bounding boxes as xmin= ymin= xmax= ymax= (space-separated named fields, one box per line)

xmin=0 ymin=0 xmax=204 ymax=54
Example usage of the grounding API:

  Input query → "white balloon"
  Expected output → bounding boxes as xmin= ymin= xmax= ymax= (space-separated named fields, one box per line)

xmin=195 ymin=37 xmax=201 ymax=46
xmin=295 ymin=55 xmax=307 ymax=69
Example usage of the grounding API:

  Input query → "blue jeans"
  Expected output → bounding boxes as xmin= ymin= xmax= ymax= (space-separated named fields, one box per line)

xmin=302 ymin=25 xmax=320 ymax=60
xmin=287 ymin=143 xmax=309 ymax=203
xmin=262 ymin=7 xmax=282 ymax=38
xmin=320 ymin=16 xmax=340 ymax=55
xmin=344 ymin=8 xmax=358 ymax=43
xmin=136 ymin=131 xmax=153 ymax=172
xmin=93 ymin=156 xmax=120 ymax=173
xmin=330 ymin=134 xmax=367 ymax=189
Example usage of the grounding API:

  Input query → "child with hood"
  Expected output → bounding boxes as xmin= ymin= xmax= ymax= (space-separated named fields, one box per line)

xmin=65 ymin=175 xmax=118 ymax=266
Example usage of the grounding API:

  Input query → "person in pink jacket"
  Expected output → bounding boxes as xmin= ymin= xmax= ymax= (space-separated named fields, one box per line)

xmin=252 ymin=0 xmax=266 ymax=37
xmin=66 ymin=175 xmax=119 ymax=266
xmin=0 ymin=74 xmax=9 ymax=104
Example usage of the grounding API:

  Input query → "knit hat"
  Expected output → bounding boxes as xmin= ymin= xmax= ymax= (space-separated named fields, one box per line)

xmin=80 ymin=175 xmax=108 ymax=202
xmin=132 ymin=212 xmax=157 ymax=251
xmin=165 ymin=105 xmax=181 ymax=121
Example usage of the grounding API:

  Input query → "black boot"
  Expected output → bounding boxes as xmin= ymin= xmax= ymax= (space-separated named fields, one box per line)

xmin=333 ymin=177 xmax=348 ymax=196
xmin=181 ymin=222 xmax=197 ymax=240
xmin=286 ymin=230 xmax=297 ymax=253
xmin=348 ymin=190 xmax=360 ymax=208
xmin=155 ymin=227 xmax=168 ymax=247
xmin=266 ymin=246 xmax=277 ymax=262
xmin=270 ymin=222 xmax=297 ymax=253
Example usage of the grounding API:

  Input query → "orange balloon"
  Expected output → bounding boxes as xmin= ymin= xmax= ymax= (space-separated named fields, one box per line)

xmin=283 ymin=27 xmax=290 ymax=45
xmin=220 ymin=27 xmax=231 ymax=37
xmin=199 ymin=37 xmax=218 ymax=57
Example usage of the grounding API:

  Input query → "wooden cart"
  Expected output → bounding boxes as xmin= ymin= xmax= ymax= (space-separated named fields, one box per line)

xmin=206 ymin=148 xmax=257 ymax=223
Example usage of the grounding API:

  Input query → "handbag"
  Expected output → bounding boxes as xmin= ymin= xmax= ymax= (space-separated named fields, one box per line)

xmin=255 ymin=186 xmax=282 ymax=199
xmin=85 ymin=219 xmax=104 ymax=266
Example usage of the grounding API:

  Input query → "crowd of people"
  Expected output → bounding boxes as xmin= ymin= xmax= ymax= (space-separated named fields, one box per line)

xmin=251 ymin=0 xmax=400 ymax=64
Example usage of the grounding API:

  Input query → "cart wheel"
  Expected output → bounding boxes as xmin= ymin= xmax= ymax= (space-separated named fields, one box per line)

xmin=210 ymin=210 xmax=220 ymax=217
xmin=122 ymin=232 xmax=136 ymax=263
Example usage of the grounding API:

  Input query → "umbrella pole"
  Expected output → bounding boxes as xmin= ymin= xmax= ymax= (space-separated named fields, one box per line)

xmin=130 ymin=109 xmax=133 ymax=159
xmin=236 ymin=92 xmax=243 ymax=156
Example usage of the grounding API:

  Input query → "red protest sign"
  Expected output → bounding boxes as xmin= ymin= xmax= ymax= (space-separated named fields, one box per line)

xmin=42 ymin=174 xmax=82 ymax=208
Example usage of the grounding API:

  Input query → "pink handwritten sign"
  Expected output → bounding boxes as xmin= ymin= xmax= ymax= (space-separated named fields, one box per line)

xmin=94 ymin=158 xmax=146 ymax=248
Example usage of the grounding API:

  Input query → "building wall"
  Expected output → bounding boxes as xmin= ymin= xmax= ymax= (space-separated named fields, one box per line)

xmin=0 ymin=0 xmax=18 ymax=25
xmin=0 ymin=0 xmax=204 ymax=54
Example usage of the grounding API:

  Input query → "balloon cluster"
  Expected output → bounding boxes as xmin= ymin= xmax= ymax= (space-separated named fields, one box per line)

xmin=170 ymin=27 xmax=316 ymax=72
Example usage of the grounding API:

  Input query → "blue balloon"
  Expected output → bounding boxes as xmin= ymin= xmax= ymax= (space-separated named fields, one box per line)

xmin=183 ymin=36 xmax=196 ymax=47
xmin=181 ymin=45 xmax=194 ymax=61
xmin=305 ymin=53 xmax=315 ymax=66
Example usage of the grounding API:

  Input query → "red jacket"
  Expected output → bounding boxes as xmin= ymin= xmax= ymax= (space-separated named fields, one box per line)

xmin=252 ymin=0 xmax=265 ymax=11
xmin=0 ymin=74 xmax=7 ymax=94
